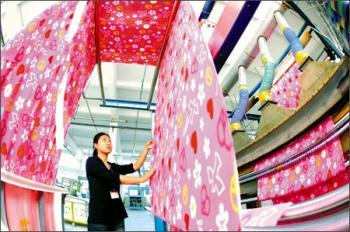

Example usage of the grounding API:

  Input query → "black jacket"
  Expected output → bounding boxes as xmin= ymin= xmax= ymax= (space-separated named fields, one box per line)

xmin=86 ymin=156 xmax=135 ymax=224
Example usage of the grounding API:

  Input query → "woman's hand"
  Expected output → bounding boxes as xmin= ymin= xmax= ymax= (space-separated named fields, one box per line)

xmin=140 ymin=168 xmax=155 ymax=183
xmin=145 ymin=140 xmax=153 ymax=150
xmin=120 ymin=168 xmax=156 ymax=184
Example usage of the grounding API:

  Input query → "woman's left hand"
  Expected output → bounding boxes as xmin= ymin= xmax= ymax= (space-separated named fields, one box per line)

xmin=145 ymin=140 xmax=153 ymax=150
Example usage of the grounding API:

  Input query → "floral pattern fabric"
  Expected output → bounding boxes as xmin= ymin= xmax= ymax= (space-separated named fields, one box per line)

xmin=271 ymin=62 xmax=302 ymax=109
xmin=256 ymin=117 xmax=347 ymax=203
xmin=1 ymin=1 xmax=96 ymax=184
xmin=150 ymin=2 xmax=240 ymax=231
xmin=98 ymin=1 xmax=174 ymax=65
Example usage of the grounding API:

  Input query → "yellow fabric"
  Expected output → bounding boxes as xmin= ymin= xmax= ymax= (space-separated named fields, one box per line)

xmin=230 ymin=122 xmax=241 ymax=132
xmin=295 ymin=51 xmax=309 ymax=65
xmin=258 ymin=90 xmax=271 ymax=104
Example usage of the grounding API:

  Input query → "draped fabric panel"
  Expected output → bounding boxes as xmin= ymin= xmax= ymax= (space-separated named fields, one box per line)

xmin=150 ymin=2 xmax=240 ymax=231
xmin=1 ymin=1 xmax=96 ymax=184
xmin=97 ymin=1 xmax=174 ymax=65
xmin=1 ymin=2 xmax=79 ymax=184
xmin=256 ymin=117 xmax=347 ymax=203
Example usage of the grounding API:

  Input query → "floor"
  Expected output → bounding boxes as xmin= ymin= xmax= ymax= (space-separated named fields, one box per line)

xmin=64 ymin=208 xmax=155 ymax=231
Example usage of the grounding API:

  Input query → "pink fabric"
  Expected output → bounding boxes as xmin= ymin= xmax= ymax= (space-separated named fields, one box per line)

xmin=4 ymin=183 xmax=41 ymax=231
xmin=271 ymin=62 xmax=302 ymax=109
xmin=98 ymin=1 xmax=174 ymax=65
xmin=43 ymin=192 xmax=56 ymax=231
xmin=57 ymin=1 xmax=97 ymax=180
xmin=256 ymin=117 xmax=347 ymax=203
xmin=274 ymin=168 xmax=349 ymax=204
xmin=150 ymin=2 xmax=240 ymax=231
xmin=1 ymin=1 xmax=96 ymax=184
xmin=240 ymin=203 xmax=291 ymax=227
xmin=208 ymin=2 xmax=244 ymax=58
xmin=1 ymin=1 xmax=78 ymax=184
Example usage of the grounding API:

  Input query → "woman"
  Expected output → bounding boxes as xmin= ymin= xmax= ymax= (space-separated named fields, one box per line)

xmin=86 ymin=132 xmax=155 ymax=231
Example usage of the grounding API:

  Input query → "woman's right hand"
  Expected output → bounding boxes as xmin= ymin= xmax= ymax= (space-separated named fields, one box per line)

xmin=141 ymin=168 xmax=155 ymax=183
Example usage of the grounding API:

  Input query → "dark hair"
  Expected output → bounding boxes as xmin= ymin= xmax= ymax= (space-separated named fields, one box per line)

xmin=92 ymin=132 xmax=110 ymax=156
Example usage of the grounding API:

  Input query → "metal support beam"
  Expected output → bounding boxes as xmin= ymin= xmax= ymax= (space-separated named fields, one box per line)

xmin=147 ymin=1 xmax=181 ymax=109
xmin=94 ymin=0 xmax=106 ymax=105
xmin=100 ymin=104 xmax=156 ymax=112
xmin=0 ymin=22 xmax=5 ymax=46
xmin=0 ymin=182 xmax=9 ymax=231
xmin=38 ymin=192 xmax=46 ymax=231
xmin=71 ymin=122 xmax=151 ymax=131
xmin=286 ymin=1 xmax=343 ymax=59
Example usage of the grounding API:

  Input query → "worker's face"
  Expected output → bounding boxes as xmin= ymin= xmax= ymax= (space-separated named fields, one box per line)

xmin=94 ymin=135 xmax=112 ymax=154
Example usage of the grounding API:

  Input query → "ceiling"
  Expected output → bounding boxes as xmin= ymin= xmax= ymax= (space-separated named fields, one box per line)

xmin=1 ymin=1 xmax=334 ymax=179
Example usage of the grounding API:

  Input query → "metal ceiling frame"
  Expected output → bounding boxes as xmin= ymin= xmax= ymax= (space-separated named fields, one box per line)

xmin=94 ymin=0 xmax=106 ymax=106
xmin=147 ymin=1 xmax=181 ymax=109
xmin=70 ymin=122 xmax=151 ymax=131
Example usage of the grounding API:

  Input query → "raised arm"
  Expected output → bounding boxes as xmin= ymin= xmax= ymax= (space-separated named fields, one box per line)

xmin=120 ymin=168 xmax=155 ymax=185
xmin=133 ymin=140 xmax=153 ymax=171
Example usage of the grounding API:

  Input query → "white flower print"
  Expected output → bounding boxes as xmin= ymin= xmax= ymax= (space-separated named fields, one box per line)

xmin=197 ymin=84 xmax=205 ymax=105
xmin=15 ymin=97 xmax=25 ymax=111
xmin=30 ymin=57 xmax=38 ymax=70
xmin=4 ymin=84 xmax=12 ymax=98
xmin=199 ymin=118 xmax=204 ymax=131
xmin=52 ymin=21 xmax=59 ymax=30
xmin=193 ymin=160 xmax=202 ymax=188
xmin=274 ymin=184 xmax=279 ymax=193
xmin=11 ymin=134 xmax=17 ymax=143
xmin=216 ymin=203 xmax=229 ymax=231
xmin=190 ymin=79 xmax=196 ymax=92
xmin=307 ymin=179 xmax=311 ymax=186
xmin=182 ymin=96 xmax=187 ymax=112
xmin=203 ymin=137 xmax=210 ymax=159
xmin=30 ymin=30 xmax=39 ymax=41
xmin=295 ymin=166 xmax=301 ymax=174
xmin=26 ymin=46 xmax=32 ymax=55
xmin=299 ymin=174 xmax=305 ymax=184
xmin=46 ymin=93 xmax=52 ymax=103
xmin=309 ymin=156 xmax=315 ymax=164
xmin=21 ymin=129 xmax=29 ymax=141
xmin=190 ymin=195 xmax=197 ymax=219
xmin=135 ymin=20 xmax=142 ymax=25
xmin=187 ymin=168 xmax=192 ymax=180
xmin=176 ymin=199 xmax=182 ymax=220
xmin=149 ymin=10 xmax=156 ymax=15
xmin=333 ymin=162 xmax=337 ymax=170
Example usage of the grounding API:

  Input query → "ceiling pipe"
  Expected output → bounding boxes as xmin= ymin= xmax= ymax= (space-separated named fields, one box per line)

xmin=199 ymin=0 xmax=216 ymax=21
xmin=230 ymin=65 xmax=249 ymax=132
xmin=213 ymin=1 xmax=261 ymax=73
xmin=146 ymin=1 xmax=181 ymax=110
xmin=220 ymin=1 xmax=284 ymax=94
xmin=247 ymin=22 xmax=307 ymax=99
xmin=274 ymin=10 xmax=309 ymax=65
xmin=257 ymin=35 xmax=275 ymax=105
xmin=286 ymin=1 xmax=343 ymax=59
